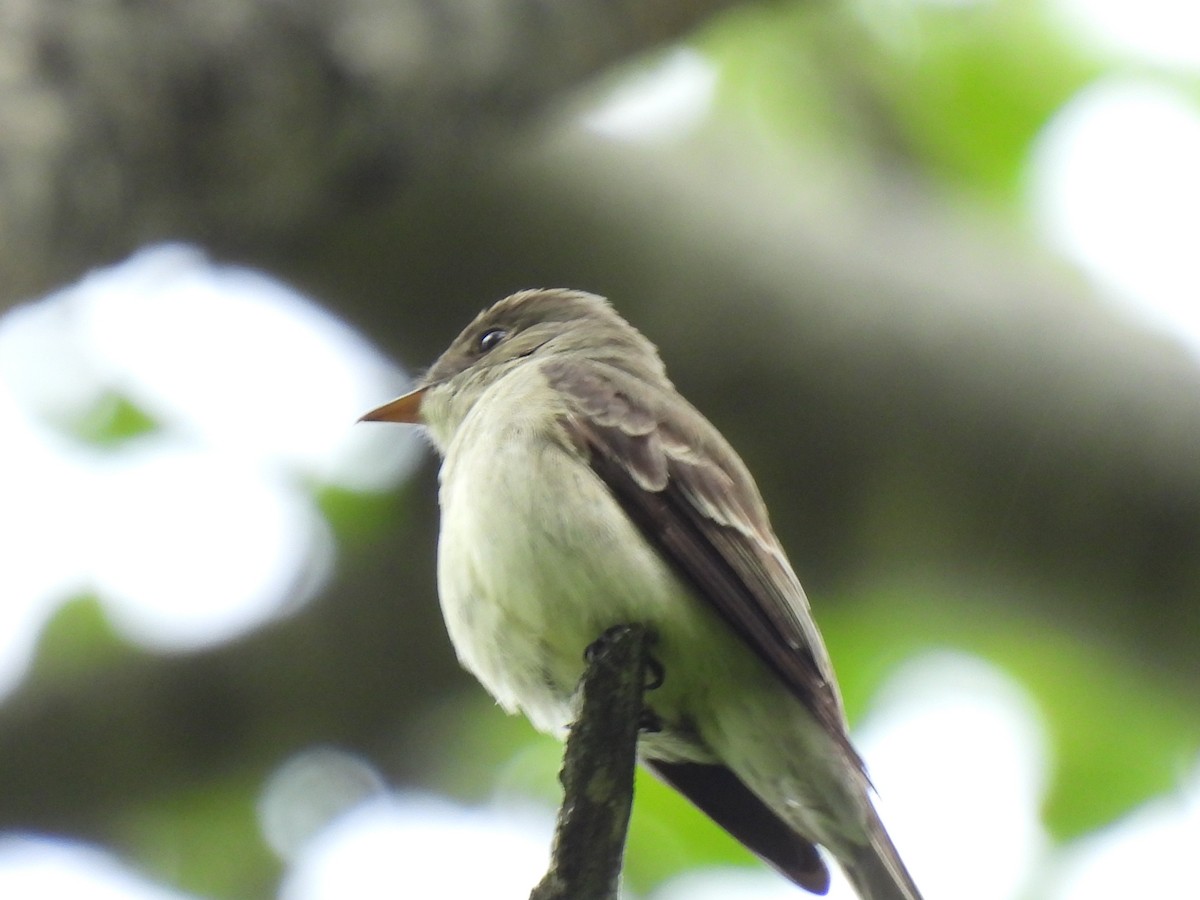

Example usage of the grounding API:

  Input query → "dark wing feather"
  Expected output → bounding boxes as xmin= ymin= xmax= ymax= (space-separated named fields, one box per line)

xmin=544 ymin=358 xmax=862 ymax=771
xmin=642 ymin=760 xmax=830 ymax=893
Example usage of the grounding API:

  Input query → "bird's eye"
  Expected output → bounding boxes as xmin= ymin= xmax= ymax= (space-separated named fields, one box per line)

xmin=477 ymin=328 xmax=508 ymax=354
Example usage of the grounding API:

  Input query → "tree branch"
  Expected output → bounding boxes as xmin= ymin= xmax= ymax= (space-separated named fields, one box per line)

xmin=530 ymin=624 xmax=654 ymax=900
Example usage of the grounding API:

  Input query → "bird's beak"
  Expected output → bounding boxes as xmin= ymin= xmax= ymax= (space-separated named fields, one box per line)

xmin=359 ymin=386 xmax=427 ymax=424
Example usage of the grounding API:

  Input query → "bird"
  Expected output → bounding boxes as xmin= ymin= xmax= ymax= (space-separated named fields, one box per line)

xmin=360 ymin=289 xmax=923 ymax=899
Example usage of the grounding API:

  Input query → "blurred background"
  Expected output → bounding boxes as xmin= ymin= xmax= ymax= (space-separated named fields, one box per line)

xmin=1 ymin=0 xmax=1198 ymax=897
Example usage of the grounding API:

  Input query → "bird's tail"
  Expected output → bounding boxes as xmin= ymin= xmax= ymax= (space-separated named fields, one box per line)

xmin=840 ymin=806 xmax=923 ymax=900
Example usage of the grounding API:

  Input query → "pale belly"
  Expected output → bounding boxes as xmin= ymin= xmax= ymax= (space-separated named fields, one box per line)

xmin=431 ymin=378 xmax=869 ymax=843
xmin=436 ymin=419 xmax=724 ymax=761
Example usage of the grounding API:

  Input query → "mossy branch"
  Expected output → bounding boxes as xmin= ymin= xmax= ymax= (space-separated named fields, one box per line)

xmin=529 ymin=624 xmax=654 ymax=900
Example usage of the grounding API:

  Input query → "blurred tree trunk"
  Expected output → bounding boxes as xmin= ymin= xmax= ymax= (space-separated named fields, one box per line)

xmin=0 ymin=0 xmax=736 ymax=306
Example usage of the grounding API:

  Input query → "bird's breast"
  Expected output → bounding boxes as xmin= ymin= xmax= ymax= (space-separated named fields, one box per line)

xmin=433 ymin=375 xmax=697 ymax=741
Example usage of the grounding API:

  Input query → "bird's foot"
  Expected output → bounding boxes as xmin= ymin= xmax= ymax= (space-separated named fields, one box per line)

xmin=638 ymin=708 xmax=663 ymax=733
xmin=585 ymin=624 xmax=664 ymax=690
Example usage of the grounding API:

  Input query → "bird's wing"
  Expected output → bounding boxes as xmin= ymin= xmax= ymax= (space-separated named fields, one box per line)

xmin=543 ymin=358 xmax=861 ymax=771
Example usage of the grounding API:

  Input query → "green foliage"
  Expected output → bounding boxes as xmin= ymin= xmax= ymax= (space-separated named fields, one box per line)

xmin=409 ymin=689 xmax=561 ymax=802
xmin=59 ymin=391 xmax=162 ymax=447
xmin=117 ymin=773 xmax=279 ymax=899
xmin=704 ymin=3 xmax=859 ymax=160
xmin=1004 ymin=626 xmax=1199 ymax=837
xmin=821 ymin=587 xmax=1200 ymax=840
xmin=314 ymin=483 xmax=411 ymax=548
xmin=31 ymin=595 xmax=129 ymax=679
xmin=857 ymin=1 xmax=1100 ymax=200
xmin=703 ymin=0 xmax=1101 ymax=203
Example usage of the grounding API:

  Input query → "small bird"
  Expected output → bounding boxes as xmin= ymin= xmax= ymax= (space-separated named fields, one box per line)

xmin=361 ymin=289 xmax=922 ymax=899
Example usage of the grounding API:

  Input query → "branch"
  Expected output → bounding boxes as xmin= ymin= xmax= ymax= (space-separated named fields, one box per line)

xmin=530 ymin=624 xmax=654 ymax=900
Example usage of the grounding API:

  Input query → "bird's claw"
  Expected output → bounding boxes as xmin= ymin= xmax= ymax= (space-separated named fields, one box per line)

xmin=638 ymin=709 xmax=663 ymax=733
